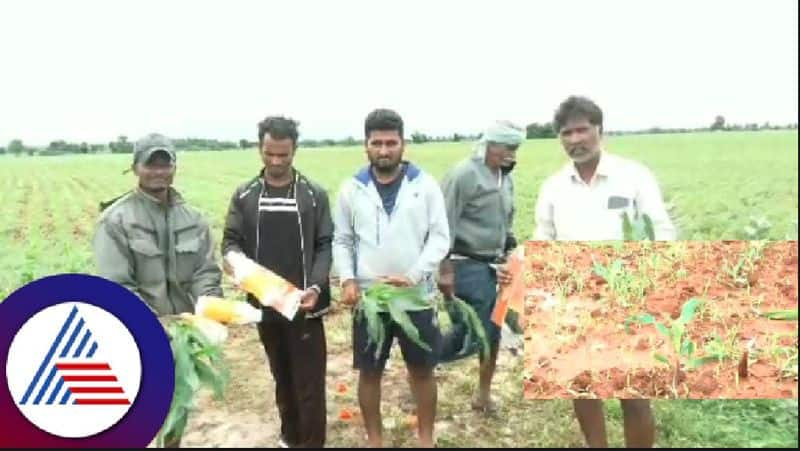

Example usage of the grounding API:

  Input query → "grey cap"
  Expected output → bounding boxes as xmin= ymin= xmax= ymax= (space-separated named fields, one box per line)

xmin=133 ymin=133 xmax=176 ymax=165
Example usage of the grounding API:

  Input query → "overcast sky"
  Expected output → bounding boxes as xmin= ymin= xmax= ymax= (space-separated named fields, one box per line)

xmin=0 ymin=0 xmax=797 ymax=146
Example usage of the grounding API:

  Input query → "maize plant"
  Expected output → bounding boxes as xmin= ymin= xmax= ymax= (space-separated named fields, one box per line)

xmin=155 ymin=314 xmax=229 ymax=448
xmin=447 ymin=295 xmax=491 ymax=362
xmin=358 ymin=283 xmax=433 ymax=360
xmin=358 ymin=283 xmax=490 ymax=362
xmin=622 ymin=211 xmax=655 ymax=241
xmin=625 ymin=298 xmax=720 ymax=389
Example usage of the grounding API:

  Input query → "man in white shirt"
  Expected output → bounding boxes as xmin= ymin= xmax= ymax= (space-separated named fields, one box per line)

xmin=532 ymin=96 xmax=676 ymax=447
xmin=533 ymin=102 xmax=676 ymax=241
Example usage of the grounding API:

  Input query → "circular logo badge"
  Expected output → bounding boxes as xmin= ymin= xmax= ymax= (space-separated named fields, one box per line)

xmin=7 ymin=302 xmax=143 ymax=438
xmin=0 ymin=274 xmax=174 ymax=447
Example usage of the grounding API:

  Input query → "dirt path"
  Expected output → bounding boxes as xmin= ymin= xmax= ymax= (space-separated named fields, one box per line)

xmin=170 ymin=309 xmax=532 ymax=448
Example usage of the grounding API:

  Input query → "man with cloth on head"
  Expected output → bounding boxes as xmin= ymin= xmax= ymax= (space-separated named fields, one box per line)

xmin=437 ymin=120 xmax=525 ymax=413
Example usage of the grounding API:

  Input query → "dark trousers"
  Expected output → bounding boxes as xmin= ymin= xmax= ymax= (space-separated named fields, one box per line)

xmin=257 ymin=311 xmax=327 ymax=448
xmin=439 ymin=259 xmax=502 ymax=363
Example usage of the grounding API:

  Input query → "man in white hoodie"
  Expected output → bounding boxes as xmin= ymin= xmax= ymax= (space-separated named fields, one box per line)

xmin=333 ymin=108 xmax=450 ymax=448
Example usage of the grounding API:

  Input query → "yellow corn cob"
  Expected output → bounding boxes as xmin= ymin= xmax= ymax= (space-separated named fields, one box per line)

xmin=198 ymin=296 xmax=237 ymax=323
xmin=196 ymin=296 xmax=263 ymax=325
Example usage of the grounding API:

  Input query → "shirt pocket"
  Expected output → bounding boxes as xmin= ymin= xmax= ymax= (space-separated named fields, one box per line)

xmin=605 ymin=193 xmax=641 ymax=237
xmin=174 ymin=226 xmax=202 ymax=283
xmin=129 ymin=238 xmax=165 ymax=284
xmin=607 ymin=195 xmax=632 ymax=210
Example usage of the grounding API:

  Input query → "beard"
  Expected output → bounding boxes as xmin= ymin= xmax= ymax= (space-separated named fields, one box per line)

xmin=371 ymin=157 xmax=401 ymax=175
xmin=500 ymin=160 xmax=517 ymax=175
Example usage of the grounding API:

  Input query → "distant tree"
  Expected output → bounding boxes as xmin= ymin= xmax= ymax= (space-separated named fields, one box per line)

xmin=8 ymin=139 xmax=24 ymax=156
xmin=109 ymin=135 xmax=133 ymax=154
xmin=410 ymin=131 xmax=430 ymax=144
xmin=0 ymin=147 xmax=6 ymax=155
xmin=80 ymin=142 xmax=89 ymax=154
xmin=299 ymin=139 xmax=320 ymax=148
xmin=526 ymin=122 xmax=556 ymax=139
xmin=711 ymin=115 xmax=726 ymax=131
xmin=339 ymin=136 xmax=358 ymax=146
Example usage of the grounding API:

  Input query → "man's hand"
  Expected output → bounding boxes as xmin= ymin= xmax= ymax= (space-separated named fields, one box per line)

xmin=381 ymin=275 xmax=414 ymax=287
xmin=223 ymin=259 xmax=235 ymax=278
xmin=437 ymin=260 xmax=455 ymax=300
xmin=496 ymin=264 xmax=513 ymax=286
xmin=341 ymin=279 xmax=360 ymax=306
xmin=300 ymin=287 xmax=320 ymax=311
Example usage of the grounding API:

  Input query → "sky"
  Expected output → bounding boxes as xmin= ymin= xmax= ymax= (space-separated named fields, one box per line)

xmin=0 ymin=0 xmax=797 ymax=146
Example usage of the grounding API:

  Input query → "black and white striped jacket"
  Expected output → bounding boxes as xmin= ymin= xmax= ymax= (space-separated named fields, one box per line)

xmin=221 ymin=168 xmax=334 ymax=319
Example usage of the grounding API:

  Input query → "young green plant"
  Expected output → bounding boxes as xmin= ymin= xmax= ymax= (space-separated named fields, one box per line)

xmin=622 ymin=211 xmax=656 ymax=241
xmin=625 ymin=298 xmax=721 ymax=389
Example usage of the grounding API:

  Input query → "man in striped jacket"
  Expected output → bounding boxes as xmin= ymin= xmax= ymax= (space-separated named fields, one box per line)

xmin=221 ymin=116 xmax=334 ymax=448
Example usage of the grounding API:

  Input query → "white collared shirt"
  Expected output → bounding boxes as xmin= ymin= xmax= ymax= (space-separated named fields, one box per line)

xmin=532 ymin=151 xmax=677 ymax=240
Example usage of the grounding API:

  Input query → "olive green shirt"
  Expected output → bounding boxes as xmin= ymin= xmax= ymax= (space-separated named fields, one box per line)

xmin=92 ymin=187 xmax=223 ymax=315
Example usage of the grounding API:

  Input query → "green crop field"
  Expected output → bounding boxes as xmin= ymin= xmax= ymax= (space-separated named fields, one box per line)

xmin=1 ymin=130 xmax=796 ymax=299
xmin=1 ymin=130 xmax=797 ymax=447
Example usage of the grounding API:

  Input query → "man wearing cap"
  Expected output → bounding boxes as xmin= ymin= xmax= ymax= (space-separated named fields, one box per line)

xmin=93 ymin=132 xmax=223 ymax=317
xmin=436 ymin=120 xmax=525 ymax=413
xmin=92 ymin=133 xmax=222 ymax=448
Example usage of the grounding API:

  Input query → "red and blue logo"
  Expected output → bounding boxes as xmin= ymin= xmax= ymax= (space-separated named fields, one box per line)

xmin=0 ymin=274 xmax=174 ymax=447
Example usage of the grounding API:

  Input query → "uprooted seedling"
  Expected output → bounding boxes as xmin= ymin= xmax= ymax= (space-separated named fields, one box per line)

xmin=622 ymin=211 xmax=656 ymax=240
xmin=156 ymin=316 xmax=229 ymax=448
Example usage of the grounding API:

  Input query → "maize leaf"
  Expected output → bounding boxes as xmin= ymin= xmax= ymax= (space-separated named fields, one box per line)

xmin=453 ymin=296 xmax=490 ymax=361
xmin=387 ymin=300 xmax=432 ymax=353
xmin=359 ymin=295 xmax=386 ymax=362
xmin=761 ymin=310 xmax=798 ymax=321
xmin=156 ymin=316 xmax=228 ymax=447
